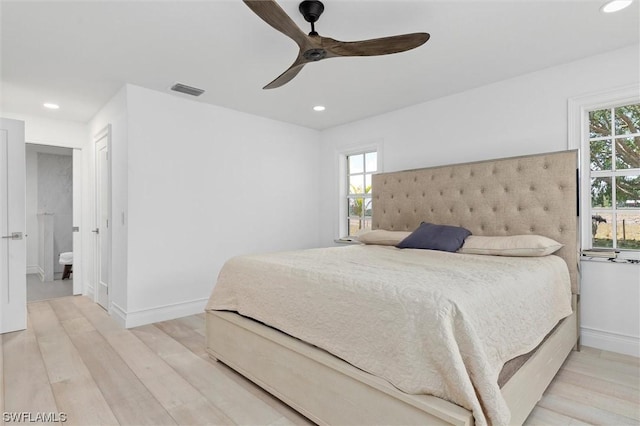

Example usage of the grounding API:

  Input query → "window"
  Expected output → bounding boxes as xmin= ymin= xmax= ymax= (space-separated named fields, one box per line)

xmin=587 ymin=103 xmax=640 ymax=250
xmin=346 ymin=151 xmax=377 ymax=236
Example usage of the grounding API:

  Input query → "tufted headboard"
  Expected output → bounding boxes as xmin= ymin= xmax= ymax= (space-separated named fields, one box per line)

xmin=372 ymin=150 xmax=579 ymax=294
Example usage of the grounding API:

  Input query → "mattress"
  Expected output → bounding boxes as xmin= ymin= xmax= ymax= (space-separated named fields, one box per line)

xmin=206 ymin=245 xmax=572 ymax=425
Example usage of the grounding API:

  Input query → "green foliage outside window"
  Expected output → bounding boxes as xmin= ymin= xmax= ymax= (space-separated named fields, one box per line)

xmin=347 ymin=151 xmax=377 ymax=236
xmin=589 ymin=104 xmax=640 ymax=249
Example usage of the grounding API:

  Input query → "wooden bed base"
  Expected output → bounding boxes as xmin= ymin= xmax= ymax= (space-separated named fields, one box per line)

xmin=206 ymin=301 xmax=578 ymax=426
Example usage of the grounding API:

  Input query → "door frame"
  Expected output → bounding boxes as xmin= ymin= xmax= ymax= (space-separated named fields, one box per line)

xmin=72 ymin=148 xmax=82 ymax=295
xmin=24 ymin=143 xmax=83 ymax=294
xmin=93 ymin=125 xmax=111 ymax=310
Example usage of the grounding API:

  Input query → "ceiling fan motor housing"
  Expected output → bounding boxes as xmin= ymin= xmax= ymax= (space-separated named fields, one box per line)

xmin=303 ymin=48 xmax=326 ymax=61
xmin=299 ymin=0 xmax=324 ymax=23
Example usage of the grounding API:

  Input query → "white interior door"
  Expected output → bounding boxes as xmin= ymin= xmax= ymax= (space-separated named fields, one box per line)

xmin=1 ymin=118 xmax=26 ymax=333
xmin=94 ymin=127 xmax=110 ymax=310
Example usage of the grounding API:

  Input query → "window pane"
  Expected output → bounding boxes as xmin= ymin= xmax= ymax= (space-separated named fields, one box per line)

xmin=348 ymin=198 xmax=365 ymax=216
xmin=349 ymin=218 xmax=363 ymax=236
xmin=615 ymin=137 xmax=640 ymax=170
xmin=617 ymin=211 xmax=640 ymax=249
xmin=365 ymin=152 xmax=377 ymax=173
xmin=589 ymin=109 xmax=611 ymax=139
xmin=362 ymin=216 xmax=372 ymax=232
xmin=349 ymin=175 xmax=364 ymax=194
xmin=590 ymin=140 xmax=612 ymax=171
xmin=614 ymin=104 xmax=640 ymax=136
xmin=591 ymin=177 xmax=612 ymax=208
xmin=349 ymin=154 xmax=364 ymax=174
xmin=616 ymin=175 xmax=640 ymax=208
xmin=591 ymin=212 xmax=613 ymax=248
xmin=365 ymin=174 xmax=372 ymax=193
xmin=364 ymin=199 xmax=372 ymax=216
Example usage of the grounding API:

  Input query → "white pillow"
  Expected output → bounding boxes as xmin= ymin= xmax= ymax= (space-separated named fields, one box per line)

xmin=458 ymin=235 xmax=563 ymax=257
xmin=356 ymin=230 xmax=412 ymax=246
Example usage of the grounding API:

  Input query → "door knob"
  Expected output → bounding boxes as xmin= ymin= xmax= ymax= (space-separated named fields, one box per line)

xmin=1 ymin=232 xmax=23 ymax=240
xmin=92 ymin=228 xmax=100 ymax=234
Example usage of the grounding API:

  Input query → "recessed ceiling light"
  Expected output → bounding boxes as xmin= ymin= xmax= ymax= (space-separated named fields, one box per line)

xmin=43 ymin=103 xmax=60 ymax=110
xmin=600 ymin=0 xmax=633 ymax=13
xmin=313 ymin=105 xmax=326 ymax=112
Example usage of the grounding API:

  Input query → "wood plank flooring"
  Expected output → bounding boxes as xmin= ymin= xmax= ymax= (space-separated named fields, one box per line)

xmin=1 ymin=296 xmax=638 ymax=425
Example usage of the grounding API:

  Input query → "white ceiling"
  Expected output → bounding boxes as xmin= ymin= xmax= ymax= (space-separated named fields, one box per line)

xmin=1 ymin=0 xmax=638 ymax=130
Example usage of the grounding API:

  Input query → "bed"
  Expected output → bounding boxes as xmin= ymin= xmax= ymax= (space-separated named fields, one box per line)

xmin=205 ymin=150 xmax=579 ymax=425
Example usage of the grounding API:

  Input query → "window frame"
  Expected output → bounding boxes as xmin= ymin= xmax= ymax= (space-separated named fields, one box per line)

xmin=337 ymin=142 xmax=382 ymax=238
xmin=346 ymin=150 xmax=377 ymax=236
xmin=568 ymin=84 xmax=640 ymax=256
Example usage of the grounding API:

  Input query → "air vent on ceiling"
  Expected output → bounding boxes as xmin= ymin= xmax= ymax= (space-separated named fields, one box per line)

xmin=170 ymin=83 xmax=205 ymax=97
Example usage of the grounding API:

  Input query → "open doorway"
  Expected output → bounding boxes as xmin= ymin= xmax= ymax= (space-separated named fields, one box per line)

xmin=25 ymin=143 xmax=74 ymax=302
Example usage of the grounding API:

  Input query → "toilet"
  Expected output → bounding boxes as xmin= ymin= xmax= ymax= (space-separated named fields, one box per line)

xmin=59 ymin=252 xmax=73 ymax=280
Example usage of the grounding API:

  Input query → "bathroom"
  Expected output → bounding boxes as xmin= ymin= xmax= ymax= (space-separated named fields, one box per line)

xmin=25 ymin=143 xmax=73 ymax=301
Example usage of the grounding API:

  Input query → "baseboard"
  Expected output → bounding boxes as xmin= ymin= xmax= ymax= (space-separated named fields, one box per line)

xmin=581 ymin=326 xmax=640 ymax=357
xmin=110 ymin=302 xmax=127 ymax=328
xmin=36 ymin=266 xmax=45 ymax=282
xmin=85 ymin=284 xmax=95 ymax=300
xmin=26 ymin=265 xmax=39 ymax=275
xmin=119 ymin=298 xmax=209 ymax=328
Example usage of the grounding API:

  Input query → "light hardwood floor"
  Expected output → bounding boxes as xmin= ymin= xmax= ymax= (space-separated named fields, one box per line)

xmin=1 ymin=296 xmax=638 ymax=425
xmin=26 ymin=274 xmax=72 ymax=302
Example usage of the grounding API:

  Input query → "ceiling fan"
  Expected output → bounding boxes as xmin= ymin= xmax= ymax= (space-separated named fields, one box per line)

xmin=243 ymin=0 xmax=430 ymax=89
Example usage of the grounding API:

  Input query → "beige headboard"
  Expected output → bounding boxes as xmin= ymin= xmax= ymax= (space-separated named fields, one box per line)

xmin=372 ymin=150 xmax=579 ymax=294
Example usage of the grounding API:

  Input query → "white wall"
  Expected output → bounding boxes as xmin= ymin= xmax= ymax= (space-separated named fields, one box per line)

xmin=117 ymin=85 xmax=321 ymax=326
xmin=580 ymin=261 xmax=640 ymax=356
xmin=318 ymin=45 xmax=640 ymax=356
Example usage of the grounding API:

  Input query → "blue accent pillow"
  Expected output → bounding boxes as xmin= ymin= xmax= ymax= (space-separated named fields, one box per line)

xmin=396 ymin=222 xmax=471 ymax=252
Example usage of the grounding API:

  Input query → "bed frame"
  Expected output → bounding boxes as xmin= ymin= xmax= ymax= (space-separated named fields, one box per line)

xmin=206 ymin=150 xmax=579 ymax=425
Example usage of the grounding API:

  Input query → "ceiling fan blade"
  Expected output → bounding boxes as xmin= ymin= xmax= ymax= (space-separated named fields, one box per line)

xmin=263 ymin=58 xmax=307 ymax=89
xmin=323 ymin=33 xmax=430 ymax=57
xmin=243 ymin=0 xmax=310 ymax=49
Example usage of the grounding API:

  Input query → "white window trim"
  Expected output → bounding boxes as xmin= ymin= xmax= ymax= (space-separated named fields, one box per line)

xmin=568 ymin=83 xmax=640 ymax=258
xmin=336 ymin=141 xmax=383 ymax=238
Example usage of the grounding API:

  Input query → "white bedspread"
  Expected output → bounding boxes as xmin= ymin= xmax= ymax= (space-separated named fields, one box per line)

xmin=206 ymin=245 xmax=572 ymax=425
